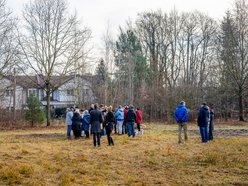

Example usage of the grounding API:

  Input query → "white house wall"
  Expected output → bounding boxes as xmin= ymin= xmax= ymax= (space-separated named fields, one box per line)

xmin=56 ymin=77 xmax=94 ymax=103
xmin=0 ymin=85 xmax=24 ymax=109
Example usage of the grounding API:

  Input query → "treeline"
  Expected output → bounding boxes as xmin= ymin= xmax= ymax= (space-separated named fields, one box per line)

xmin=1 ymin=0 xmax=248 ymax=124
xmin=95 ymin=0 xmax=248 ymax=122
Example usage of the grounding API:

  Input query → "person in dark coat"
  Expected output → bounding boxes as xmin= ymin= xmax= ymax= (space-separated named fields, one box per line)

xmin=90 ymin=103 xmax=103 ymax=147
xmin=82 ymin=110 xmax=91 ymax=139
xmin=209 ymin=107 xmax=214 ymax=140
xmin=104 ymin=106 xmax=115 ymax=146
xmin=122 ymin=106 xmax=128 ymax=134
xmin=126 ymin=105 xmax=136 ymax=137
xmin=88 ymin=104 xmax=94 ymax=134
xmin=71 ymin=109 xmax=82 ymax=139
xmin=100 ymin=104 xmax=107 ymax=136
xmin=174 ymin=101 xmax=188 ymax=144
xmin=197 ymin=103 xmax=210 ymax=143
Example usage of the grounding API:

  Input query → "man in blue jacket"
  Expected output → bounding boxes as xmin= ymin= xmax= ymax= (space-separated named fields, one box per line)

xmin=174 ymin=101 xmax=188 ymax=144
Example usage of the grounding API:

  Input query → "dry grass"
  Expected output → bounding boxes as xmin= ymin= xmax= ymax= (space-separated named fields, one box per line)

xmin=0 ymin=123 xmax=247 ymax=185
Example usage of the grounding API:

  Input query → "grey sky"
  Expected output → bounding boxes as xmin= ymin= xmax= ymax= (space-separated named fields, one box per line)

xmin=7 ymin=0 xmax=234 ymax=56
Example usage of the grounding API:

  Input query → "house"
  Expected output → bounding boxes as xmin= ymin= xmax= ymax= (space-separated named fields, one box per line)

xmin=0 ymin=74 xmax=95 ymax=109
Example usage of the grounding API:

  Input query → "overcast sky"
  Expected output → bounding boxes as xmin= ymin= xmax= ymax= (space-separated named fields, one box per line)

xmin=7 ymin=0 xmax=234 ymax=57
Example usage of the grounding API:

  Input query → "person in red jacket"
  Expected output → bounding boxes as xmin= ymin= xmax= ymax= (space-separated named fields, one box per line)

xmin=135 ymin=107 xmax=142 ymax=135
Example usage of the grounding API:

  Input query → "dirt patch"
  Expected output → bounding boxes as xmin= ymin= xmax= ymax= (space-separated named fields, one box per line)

xmin=189 ymin=129 xmax=248 ymax=137
xmin=14 ymin=133 xmax=65 ymax=140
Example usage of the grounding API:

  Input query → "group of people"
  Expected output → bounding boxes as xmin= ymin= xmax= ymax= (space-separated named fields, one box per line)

xmin=66 ymin=100 xmax=215 ymax=146
xmin=174 ymin=101 xmax=214 ymax=144
xmin=65 ymin=103 xmax=143 ymax=147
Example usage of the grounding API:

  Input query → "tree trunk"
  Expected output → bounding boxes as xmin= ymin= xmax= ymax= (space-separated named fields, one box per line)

xmin=238 ymin=91 xmax=244 ymax=121
xmin=46 ymin=84 xmax=51 ymax=126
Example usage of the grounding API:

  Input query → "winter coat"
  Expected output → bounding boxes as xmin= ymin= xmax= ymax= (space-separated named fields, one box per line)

xmin=72 ymin=112 xmax=82 ymax=130
xmin=104 ymin=112 xmax=115 ymax=131
xmin=209 ymin=109 xmax=214 ymax=131
xmin=65 ymin=111 xmax=73 ymax=125
xmin=82 ymin=112 xmax=90 ymax=132
xmin=115 ymin=108 xmax=124 ymax=121
xmin=126 ymin=109 xmax=136 ymax=122
xmin=174 ymin=104 xmax=188 ymax=123
xmin=197 ymin=105 xmax=210 ymax=127
xmin=124 ymin=109 xmax=128 ymax=122
xmin=90 ymin=109 xmax=103 ymax=133
xmin=135 ymin=110 xmax=142 ymax=124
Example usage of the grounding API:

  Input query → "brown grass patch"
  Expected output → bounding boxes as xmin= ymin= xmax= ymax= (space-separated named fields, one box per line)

xmin=0 ymin=123 xmax=247 ymax=185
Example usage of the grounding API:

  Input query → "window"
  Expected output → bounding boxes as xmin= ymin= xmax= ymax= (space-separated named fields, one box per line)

xmin=67 ymin=89 xmax=74 ymax=96
xmin=6 ymin=89 xmax=14 ymax=97
xmin=28 ymin=89 xmax=37 ymax=97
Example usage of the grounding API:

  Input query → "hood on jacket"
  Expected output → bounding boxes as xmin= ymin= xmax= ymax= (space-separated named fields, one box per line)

xmin=177 ymin=104 xmax=184 ymax=108
xmin=202 ymin=105 xmax=209 ymax=110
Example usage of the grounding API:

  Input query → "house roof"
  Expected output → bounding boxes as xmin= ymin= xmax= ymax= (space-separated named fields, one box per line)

xmin=4 ymin=74 xmax=94 ymax=89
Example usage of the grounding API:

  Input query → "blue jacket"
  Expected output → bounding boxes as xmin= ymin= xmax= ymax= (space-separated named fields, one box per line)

xmin=174 ymin=104 xmax=188 ymax=123
xmin=82 ymin=112 xmax=90 ymax=131
xmin=65 ymin=111 xmax=73 ymax=125
xmin=115 ymin=108 xmax=124 ymax=121
xmin=197 ymin=105 xmax=209 ymax=127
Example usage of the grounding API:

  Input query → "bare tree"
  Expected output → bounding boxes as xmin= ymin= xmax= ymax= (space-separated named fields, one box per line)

xmin=0 ymin=0 xmax=19 ymax=124
xmin=220 ymin=0 xmax=248 ymax=121
xmin=0 ymin=0 xmax=17 ymax=77
xmin=101 ymin=22 xmax=115 ymax=105
xmin=19 ymin=0 xmax=91 ymax=126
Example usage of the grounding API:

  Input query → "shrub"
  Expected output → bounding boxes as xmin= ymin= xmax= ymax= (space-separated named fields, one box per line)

xmin=25 ymin=95 xmax=45 ymax=126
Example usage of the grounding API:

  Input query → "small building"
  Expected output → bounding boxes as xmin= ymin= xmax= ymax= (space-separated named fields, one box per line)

xmin=0 ymin=74 xmax=95 ymax=109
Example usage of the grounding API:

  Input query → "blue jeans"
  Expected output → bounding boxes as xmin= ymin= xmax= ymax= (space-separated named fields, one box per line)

xmin=93 ymin=132 xmax=101 ymax=146
xmin=199 ymin=126 xmax=208 ymax=143
xmin=127 ymin=122 xmax=135 ymax=137
xmin=67 ymin=125 xmax=72 ymax=139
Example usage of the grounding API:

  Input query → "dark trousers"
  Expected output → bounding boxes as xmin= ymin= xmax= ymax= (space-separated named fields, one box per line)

xmin=122 ymin=121 xmax=127 ymax=134
xmin=85 ymin=131 xmax=89 ymax=138
xmin=114 ymin=122 xmax=117 ymax=134
xmin=73 ymin=129 xmax=81 ymax=139
xmin=93 ymin=132 xmax=101 ymax=146
xmin=209 ymin=123 xmax=213 ymax=140
xmin=199 ymin=126 xmax=208 ymax=143
xmin=106 ymin=129 xmax=114 ymax=146
xmin=127 ymin=121 xmax=135 ymax=137
xmin=137 ymin=123 xmax=141 ymax=131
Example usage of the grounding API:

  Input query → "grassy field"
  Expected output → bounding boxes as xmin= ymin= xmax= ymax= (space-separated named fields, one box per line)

xmin=0 ymin=123 xmax=247 ymax=186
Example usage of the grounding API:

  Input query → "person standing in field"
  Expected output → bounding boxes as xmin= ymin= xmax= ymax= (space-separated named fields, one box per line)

xmin=208 ymin=106 xmax=214 ymax=140
xmin=126 ymin=105 xmax=137 ymax=137
xmin=90 ymin=103 xmax=103 ymax=147
xmin=123 ymin=106 xmax=129 ymax=134
xmin=174 ymin=101 xmax=188 ymax=144
xmin=82 ymin=110 xmax=91 ymax=139
xmin=104 ymin=106 xmax=115 ymax=146
xmin=115 ymin=105 xmax=124 ymax=135
xmin=135 ymin=107 xmax=142 ymax=135
xmin=71 ymin=108 xmax=82 ymax=139
xmin=197 ymin=103 xmax=210 ymax=143
xmin=65 ymin=107 xmax=74 ymax=139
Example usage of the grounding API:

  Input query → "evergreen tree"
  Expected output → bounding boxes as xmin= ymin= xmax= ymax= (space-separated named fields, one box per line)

xmin=115 ymin=28 xmax=147 ymax=105
xmin=25 ymin=95 xmax=45 ymax=127
xmin=95 ymin=58 xmax=109 ymax=104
